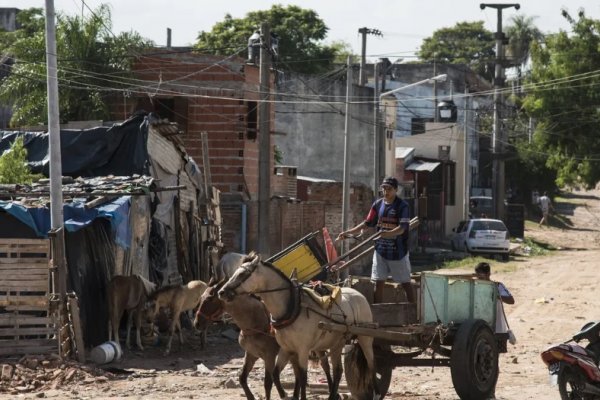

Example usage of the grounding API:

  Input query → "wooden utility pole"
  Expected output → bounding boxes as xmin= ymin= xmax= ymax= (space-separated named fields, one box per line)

xmin=480 ymin=3 xmax=520 ymax=221
xmin=258 ymin=22 xmax=271 ymax=256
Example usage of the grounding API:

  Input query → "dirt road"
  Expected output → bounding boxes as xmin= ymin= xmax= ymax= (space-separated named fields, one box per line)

xmin=4 ymin=189 xmax=600 ymax=400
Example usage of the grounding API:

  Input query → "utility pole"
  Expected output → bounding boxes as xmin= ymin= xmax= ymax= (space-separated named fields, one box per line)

xmin=373 ymin=62 xmax=380 ymax=195
xmin=45 ymin=0 xmax=67 ymax=297
xmin=480 ymin=3 xmax=520 ymax=221
xmin=464 ymin=86 xmax=470 ymax=219
xmin=341 ymin=56 xmax=353 ymax=255
xmin=258 ymin=22 xmax=271 ymax=256
xmin=358 ymin=27 xmax=382 ymax=86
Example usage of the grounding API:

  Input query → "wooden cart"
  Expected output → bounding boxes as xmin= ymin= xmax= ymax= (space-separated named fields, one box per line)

xmin=319 ymin=272 xmax=503 ymax=400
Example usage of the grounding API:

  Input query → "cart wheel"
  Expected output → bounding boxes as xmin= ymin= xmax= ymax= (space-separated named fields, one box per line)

xmin=344 ymin=344 xmax=393 ymax=400
xmin=450 ymin=319 xmax=498 ymax=400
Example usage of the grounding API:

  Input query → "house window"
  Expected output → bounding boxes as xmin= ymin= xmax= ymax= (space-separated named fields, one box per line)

xmin=247 ymin=101 xmax=257 ymax=140
xmin=411 ymin=117 xmax=433 ymax=135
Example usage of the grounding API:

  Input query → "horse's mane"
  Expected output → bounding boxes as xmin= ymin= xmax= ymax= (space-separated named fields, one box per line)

xmin=243 ymin=251 xmax=291 ymax=283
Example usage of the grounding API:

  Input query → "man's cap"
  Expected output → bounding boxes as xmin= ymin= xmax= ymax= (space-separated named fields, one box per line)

xmin=381 ymin=177 xmax=398 ymax=189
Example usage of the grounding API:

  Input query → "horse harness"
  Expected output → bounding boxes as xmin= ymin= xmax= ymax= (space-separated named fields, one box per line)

xmin=228 ymin=257 xmax=353 ymax=332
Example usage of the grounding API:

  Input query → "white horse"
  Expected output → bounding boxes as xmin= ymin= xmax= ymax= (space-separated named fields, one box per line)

xmin=219 ymin=252 xmax=378 ymax=400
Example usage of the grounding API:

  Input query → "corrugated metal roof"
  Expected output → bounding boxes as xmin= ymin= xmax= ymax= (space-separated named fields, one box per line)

xmin=405 ymin=160 xmax=441 ymax=172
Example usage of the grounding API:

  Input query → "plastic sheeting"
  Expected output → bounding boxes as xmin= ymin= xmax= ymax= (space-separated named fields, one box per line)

xmin=0 ymin=114 xmax=149 ymax=177
xmin=0 ymin=196 xmax=131 ymax=248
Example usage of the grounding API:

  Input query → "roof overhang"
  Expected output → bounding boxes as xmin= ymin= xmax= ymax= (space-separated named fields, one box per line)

xmin=405 ymin=160 xmax=441 ymax=172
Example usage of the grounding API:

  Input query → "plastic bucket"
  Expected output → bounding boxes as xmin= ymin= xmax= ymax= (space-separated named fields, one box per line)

xmin=90 ymin=340 xmax=123 ymax=364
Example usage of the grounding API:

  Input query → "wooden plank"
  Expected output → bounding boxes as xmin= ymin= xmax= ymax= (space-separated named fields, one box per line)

xmin=0 ymin=315 xmax=53 ymax=326
xmin=0 ymin=266 xmax=49 ymax=273
xmin=0 ymin=258 xmax=49 ymax=265
xmin=0 ymin=273 xmax=49 ymax=280
xmin=0 ymin=344 xmax=57 ymax=356
xmin=68 ymin=296 xmax=85 ymax=363
xmin=0 ymin=281 xmax=48 ymax=290
xmin=0 ymin=238 xmax=50 ymax=246
xmin=4 ymin=305 xmax=48 ymax=312
xmin=0 ymin=338 xmax=56 ymax=347
xmin=0 ymin=296 xmax=48 ymax=308
xmin=0 ymin=247 xmax=50 ymax=254
xmin=0 ymin=326 xmax=55 ymax=336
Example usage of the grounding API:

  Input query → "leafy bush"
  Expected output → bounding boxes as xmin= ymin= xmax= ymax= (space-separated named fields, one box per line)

xmin=0 ymin=137 xmax=38 ymax=184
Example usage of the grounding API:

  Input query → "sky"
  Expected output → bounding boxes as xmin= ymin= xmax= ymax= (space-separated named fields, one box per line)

xmin=3 ymin=0 xmax=600 ymax=61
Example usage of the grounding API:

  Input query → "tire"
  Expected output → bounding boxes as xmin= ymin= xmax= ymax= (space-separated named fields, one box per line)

xmin=373 ymin=345 xmax=393 ymax=399
xmin=558 ymin=366 xmax=586 ymax=400
xmin=451 ymin=241 xmax=456 ymax=251
xmin=501 ymin=253 xmax=509 ymax=262
xmin=344 ymin=344 xmax=393 ymax=400
xmin=450 ymin=319 xmax=499 ymax=400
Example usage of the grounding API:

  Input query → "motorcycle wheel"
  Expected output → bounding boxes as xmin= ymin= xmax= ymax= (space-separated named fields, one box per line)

xmin=558 ymin=366 xmax=587 ymax=400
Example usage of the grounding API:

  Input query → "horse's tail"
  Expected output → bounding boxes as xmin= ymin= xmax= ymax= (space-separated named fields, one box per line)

xmin=343 ymin=342 xmax=373 ymax=399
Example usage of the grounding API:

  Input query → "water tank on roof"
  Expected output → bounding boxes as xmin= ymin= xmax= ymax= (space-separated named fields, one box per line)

xmin=247 ymin=31 xmax=261 ymax=64
xmin=437 ymin=99 xmax=457 ymax=122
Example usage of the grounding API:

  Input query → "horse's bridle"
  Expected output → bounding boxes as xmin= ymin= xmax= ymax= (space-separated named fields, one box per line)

xmin=196 ymin=299 xmax=224 ymax=321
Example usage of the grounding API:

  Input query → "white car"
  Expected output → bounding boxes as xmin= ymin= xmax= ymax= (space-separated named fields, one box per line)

xmin=451 ymin=218 xmax=510 ymax=261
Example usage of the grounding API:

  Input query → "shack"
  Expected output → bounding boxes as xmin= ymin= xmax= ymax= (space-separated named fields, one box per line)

xmin=0 ymin=113 xmax=221 ymax=352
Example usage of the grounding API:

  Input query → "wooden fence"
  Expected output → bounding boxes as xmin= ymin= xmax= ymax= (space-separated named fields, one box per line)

xmin=0 ymin=239 xmax=57 ymax=356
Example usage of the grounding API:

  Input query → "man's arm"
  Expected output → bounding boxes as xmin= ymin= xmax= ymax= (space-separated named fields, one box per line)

xmin=498 ymin=282 xmax=515 ymax=304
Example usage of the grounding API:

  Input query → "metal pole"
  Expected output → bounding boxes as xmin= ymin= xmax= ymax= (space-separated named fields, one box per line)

xmin=341 ymin=56 xmax=353 ymax=254
xmin=433 ymin=57 xmax=438 ymax=122
xmin=373 ymin=62 xmax=380 ymax=194
xmin=45 ymin=0 xmax=63 ymax=231
xmin=464 ymin=86 xmax=470 ymax=219
xmin=481 ymin=3 xmax=520 ymax=221
xmin=258 ymin=22 xmax=271 ymax=256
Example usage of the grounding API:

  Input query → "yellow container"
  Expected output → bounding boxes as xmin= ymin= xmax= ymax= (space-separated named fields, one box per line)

xmin=271 ymin=243 xmax=323 ymax=283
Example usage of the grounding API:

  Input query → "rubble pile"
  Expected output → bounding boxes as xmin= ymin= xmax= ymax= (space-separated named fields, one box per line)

xmin=0 ymin=354 xmax=114 ymax=394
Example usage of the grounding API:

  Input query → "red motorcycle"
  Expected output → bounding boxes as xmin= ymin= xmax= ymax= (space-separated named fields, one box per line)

xmin=541 ymin=321 xmax=600 ymax=399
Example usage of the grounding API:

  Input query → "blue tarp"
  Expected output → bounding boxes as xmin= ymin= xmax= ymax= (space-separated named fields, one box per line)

xmin=0 ymin=196 xmax=131 ymax=248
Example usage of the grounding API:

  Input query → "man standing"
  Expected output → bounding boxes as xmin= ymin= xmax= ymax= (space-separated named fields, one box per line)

xmin=337 ymin=177 xmax=414 ymax=304
xmin=538 ymin=191 xmax=553 ymax=227
xmin=475 ymin=262 xmax=515 ymax=399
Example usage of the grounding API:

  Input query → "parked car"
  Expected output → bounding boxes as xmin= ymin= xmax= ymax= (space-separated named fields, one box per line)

xmin=451 ymin=218 xmax=510 ymax=261
xmin=469 ymin=196 xmax=494 ymax=218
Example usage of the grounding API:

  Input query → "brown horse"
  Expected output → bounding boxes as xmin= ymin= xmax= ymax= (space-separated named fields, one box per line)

xmin=146 ymin=280 xmax=208 ymax=355
xmin=219 ymin=252 xmax=377 ymax=400
xmin=107 ymin=275 xmax=157 ymax=350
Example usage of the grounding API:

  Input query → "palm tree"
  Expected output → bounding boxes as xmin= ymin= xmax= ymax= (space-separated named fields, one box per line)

xmin=0 ymin=5 xmax=151 ymax=127
xmin=505 ymin=15 xmax=544 ymax=67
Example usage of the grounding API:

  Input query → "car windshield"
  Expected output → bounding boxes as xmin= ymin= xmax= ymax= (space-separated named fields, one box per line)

xmin=471 ymin=220 xmax=507 ymax=231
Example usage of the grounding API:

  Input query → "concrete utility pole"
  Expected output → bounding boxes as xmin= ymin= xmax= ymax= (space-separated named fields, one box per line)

xmin=258 ymin=22 xmax=271 ymax=256
xmin=341 ymin=56 xmax=353 ymax=255
xmin=45 ymin=0 xmax=64 ymax=231
xmin=480 ymin=3 xmax=520 ymax=221
xmin=373 ymin=62 xmax=380 ymax=195
xmin=358 ymin=27 xmax=382 ymax=86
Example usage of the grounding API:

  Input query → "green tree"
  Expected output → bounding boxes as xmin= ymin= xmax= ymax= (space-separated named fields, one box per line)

xmin=0 ymin=137 xmax=38 ymax=184
xmin=505 ymin=15 xmax=543 ymax=66
xmin=0 ymin=5 xmax=151 ymax=127
xmin=417 ymin=21 xmax=495 ymax=81
xmin=522 ymin=9 xmax=600 ymax=188
xmin=195 ymin=5 xmax=341 ymax=74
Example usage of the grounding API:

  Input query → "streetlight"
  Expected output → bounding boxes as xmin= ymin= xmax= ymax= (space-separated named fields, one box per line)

xmin=373 ymin=74 xmax=447 ymax=193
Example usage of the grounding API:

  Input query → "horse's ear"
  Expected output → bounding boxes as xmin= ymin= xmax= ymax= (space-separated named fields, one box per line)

xmin=208 ymin=276 xmax=216 ymax=286
xmin=289 ymin=268 xmax=298 ymax=281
